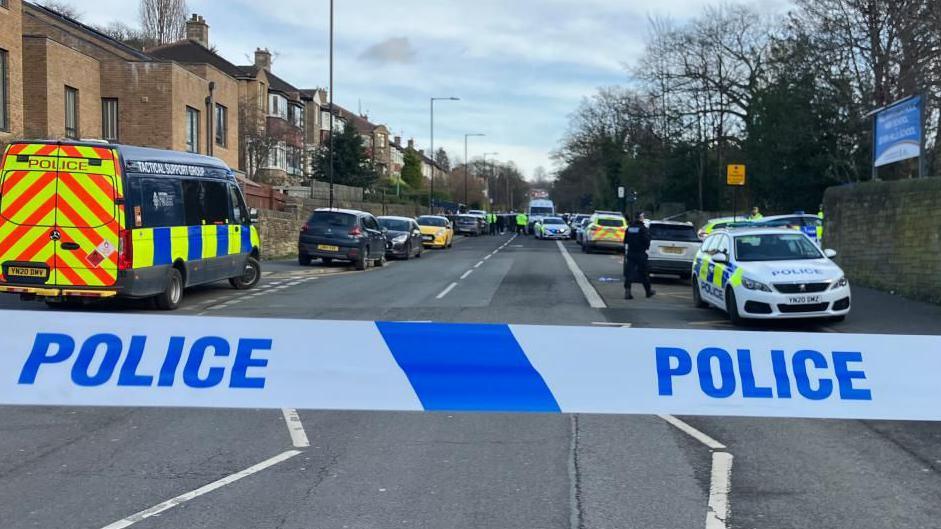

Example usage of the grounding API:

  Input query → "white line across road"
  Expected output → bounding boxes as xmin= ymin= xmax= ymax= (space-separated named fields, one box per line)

xmin=100 ymin=450 xmax=302 ymax=529
xmin=281 ymin=408 xmax=310 ymax=448
xmin=557 ymin=240 xmax=733 ymax=529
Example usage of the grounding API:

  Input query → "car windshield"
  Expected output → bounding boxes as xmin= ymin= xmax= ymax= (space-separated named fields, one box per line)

xmin=456 ymin=215 xmax=475 ymax=222
xmin=530 ymin=206 xmax=554 ymax=215
xmin=417 ymin=216 xmax=448 ymax=227
xmin=735 ymin=234 xmax=823 ymax=261
xmin=379 ymin=218 xmax=411 ymax=231
xmin=543 ymin=217 xmax=565 ymax=225
xmin=597 ymin=218 xmax=625 ymax=227
xmin=308 ymin=211 xmax=355 ymax=227
xmin=649 ymin=224 xmax=699 ymax=242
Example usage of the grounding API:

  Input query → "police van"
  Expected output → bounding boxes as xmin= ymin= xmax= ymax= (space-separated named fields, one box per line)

xmin=0 ymin=141 xmax=261 ymax=310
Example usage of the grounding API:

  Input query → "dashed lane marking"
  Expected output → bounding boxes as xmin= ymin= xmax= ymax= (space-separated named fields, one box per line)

xmin=281 ymin=408 xmax=310 ymax=448
xmin=436 ymin=282 xmax=458 ymax=299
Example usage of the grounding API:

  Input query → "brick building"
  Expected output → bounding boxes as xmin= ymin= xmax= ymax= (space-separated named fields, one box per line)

xmin=0 ymin=2 xmax=240 ymax=167
xmin=0 ymin=0 xmax=25 ymax=146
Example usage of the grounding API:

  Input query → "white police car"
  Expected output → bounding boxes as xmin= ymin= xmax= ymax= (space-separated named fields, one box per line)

xmin=692 ymin=228 xmax=850 ymax=323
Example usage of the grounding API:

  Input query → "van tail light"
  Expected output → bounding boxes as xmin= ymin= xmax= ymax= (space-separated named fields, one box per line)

xmin=349 ymin=226 xmax=362 ymax=237
xmin=300 ymin=223 xmax=309 ymax=233
xmin=117 ymin=229 xmax=133 ymax=270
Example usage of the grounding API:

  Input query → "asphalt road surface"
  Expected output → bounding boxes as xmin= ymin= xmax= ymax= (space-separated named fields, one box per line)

xmin=1 ymin=233 xmax=940 ymax=529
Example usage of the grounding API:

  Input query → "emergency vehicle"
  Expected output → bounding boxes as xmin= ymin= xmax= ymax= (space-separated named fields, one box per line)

xmin=581 ymin=212 xmax=627 ymax=253
xmin=0 ymin=141 xmax=261 ymax=310
xmin=692 ymin=228 xmax=850 ymax=324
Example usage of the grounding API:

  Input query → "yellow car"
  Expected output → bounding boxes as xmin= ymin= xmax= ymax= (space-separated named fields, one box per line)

xmin=417 ymin=215 xmax=454 ymax=248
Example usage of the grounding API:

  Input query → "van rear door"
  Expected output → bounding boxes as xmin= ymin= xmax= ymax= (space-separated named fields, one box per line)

xmin=52 ymin=145 xmax=121 ymax=288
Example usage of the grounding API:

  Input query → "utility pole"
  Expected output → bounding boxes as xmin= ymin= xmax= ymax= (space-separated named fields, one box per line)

xmin=327 ymin=0 xmax=335 ymax=209
xmin=463 ymin=133 xmax=485 ymax=207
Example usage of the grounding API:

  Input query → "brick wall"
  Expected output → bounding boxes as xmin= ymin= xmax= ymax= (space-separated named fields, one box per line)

xmin=0 ymin=0 xmax=24 ymax=145
xmin=255 ymin=196 xmax=422 ymax=259
xmin=177 ymin=63 xmax=240 ymax=168
xmin=823 ymin=177 xmax=941 ymax=304
xmin=22 ymin=36 xmax=101 ymax=139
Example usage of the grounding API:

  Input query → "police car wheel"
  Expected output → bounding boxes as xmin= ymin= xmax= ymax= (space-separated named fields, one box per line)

xmin=230 ymin=256 xmax=261 ymax=290
xmin=155 ymin=268 xmax=183 ymax=311
xmin=692 ymin=277 xmax=708 ymax=308
xmin=725 ymin=287 xmax=743 ymax=325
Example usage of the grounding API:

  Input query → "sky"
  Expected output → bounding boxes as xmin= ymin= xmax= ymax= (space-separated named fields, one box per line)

xmin=73 ymin=0 xmax=791 ymax=180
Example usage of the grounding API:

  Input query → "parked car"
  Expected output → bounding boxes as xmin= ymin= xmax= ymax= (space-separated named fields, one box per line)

xmin=534 ymin=216 xmax=571 ymax=239
xmin=575 ymin=218 xmax=591 ymax=246
xmin=647 ymin=221 xmax=701 ymax=279
xmin=298 ymin=208 xmax=388 ymax=270
xmin=568 ymin=214 xmax=590 ymax=239
xmin=379 ymin=216 xmax=423 ymax=260
xmin=417 ymin=215 xmax=454 ymax=248
xmin=582 ymin=213 xmax=627 ymax=253
xmin=453 ymin=214 xmax=483 ymax=236
xmin=752 ymin=213 xmax=824 ymax=245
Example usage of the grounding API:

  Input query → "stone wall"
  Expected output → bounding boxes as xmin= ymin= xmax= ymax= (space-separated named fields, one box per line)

xmin=823 ymin=177 xmax=941 ymax=304
xmin=256 ymin=195 xmax=423 ymax=259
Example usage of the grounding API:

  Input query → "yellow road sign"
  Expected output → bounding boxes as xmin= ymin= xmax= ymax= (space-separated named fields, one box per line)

xmin=727 ymin=164 xmax=746 ymax=186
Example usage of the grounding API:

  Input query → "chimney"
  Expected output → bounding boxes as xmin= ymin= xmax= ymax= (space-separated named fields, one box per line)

xmin=407 ymin=138 xmax=415 ymax=150
xmin=186 ymin=14 xmax=209 ymax=48
xmin=255 ymin=48 xmax=272 ymax=71
xmin=394 ymin=136 xmax=401 ymax=147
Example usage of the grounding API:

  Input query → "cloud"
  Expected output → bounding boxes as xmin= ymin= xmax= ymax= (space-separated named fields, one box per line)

xmin=359 ymin=37 xmax=416 ymax=64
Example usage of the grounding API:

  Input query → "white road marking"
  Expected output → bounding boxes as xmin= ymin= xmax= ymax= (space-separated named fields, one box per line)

xmin=657 ymin=414 xmax=726 ymax=450
xmin=556 ymin=241 xmax=606 ymax=309
xmin=436 ymin=282 xmax=458 ymax=299
xmin=474 ymin=261 xmax=484 ymax=268
xmin=460 ymin=270 xmax=473 ymax=280
xmin=483 ymin=255 xmax=492 ymax=261
xmin=100 ymin=450 xmax=302 ymax=529
xmin=706 ymin=452 xmax=733 ymax=529
xmin=281 ymin=408 xmax=310 ymax=448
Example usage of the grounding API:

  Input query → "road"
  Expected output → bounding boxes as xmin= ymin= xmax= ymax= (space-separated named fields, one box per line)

xmin=1 ymin=232 xmax=940 ymax=529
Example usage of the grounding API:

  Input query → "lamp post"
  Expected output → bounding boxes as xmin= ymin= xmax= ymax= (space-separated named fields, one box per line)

xmin=463 ymin=133 xmax=485 ymax=206
xmin=327 ymin=0 xmax=335 ymax=209
xmin=429 ymin=96 xmax=459 ymax=213
xmin=482 ymin=152 xmax=498 ymax=208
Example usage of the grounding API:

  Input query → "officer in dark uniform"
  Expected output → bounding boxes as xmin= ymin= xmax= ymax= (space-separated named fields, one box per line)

xmin=623 ymin=212 xmax=655 ymax=300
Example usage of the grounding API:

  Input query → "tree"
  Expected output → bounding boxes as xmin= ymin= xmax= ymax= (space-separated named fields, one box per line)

xmin=94 ymin=21 xmax=150 ymax=50
xmin=313 ymin=125 xmax=379 ymax=188
xmin=35 ymin=0 xmax=82 ymax=19
xmin=401 ymin=147 xmax=424 ymax=189
xmin=434 ymin=148 xmax=451 ymax=171
xmin=139 ymin=0 xmax=188 ymax=47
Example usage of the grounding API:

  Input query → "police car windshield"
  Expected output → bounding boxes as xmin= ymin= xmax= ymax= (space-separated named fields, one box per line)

xmin=417 ymin=216 xmax=448 ymax=227
xmin=735 ymin=234 xmax=823 ymax=261
xmin=543 ymin=218 xmax=565 ymax=225
xmin=379 ymin=218 xmax=411 ymax=232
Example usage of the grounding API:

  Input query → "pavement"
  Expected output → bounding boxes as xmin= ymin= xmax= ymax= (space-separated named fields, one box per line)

xmin=0 ymin=233 xmax=939 ymax=529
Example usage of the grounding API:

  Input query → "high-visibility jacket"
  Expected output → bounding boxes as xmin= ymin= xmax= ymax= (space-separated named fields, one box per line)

xmin=747 ymin=213 xmax=763 ymax=221
xmin=817 ymin=210 xmax=824 ymax=241
xmin=516 ymin=214 xmax=527 ymax=226
xmin=487 ymin=213 xmax=496 ymax=223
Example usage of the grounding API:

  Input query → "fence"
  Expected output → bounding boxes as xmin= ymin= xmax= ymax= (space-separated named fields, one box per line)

xmin=239 ymin=176 xmax=287 ymax=211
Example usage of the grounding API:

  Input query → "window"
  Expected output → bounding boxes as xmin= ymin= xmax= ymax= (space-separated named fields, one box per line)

xmin=257 ymin=83 xmax=266 ymax=112
xmin=101 ymin=99 xmax=119 ymax=141
xmin=363 ymin=215 xmax=379 ymax=231
xmin=0 ymin=49 xmax=8 ymax=131
xmin=288 ymin=105 xmax=303 ymax=128
xmin=0 ymin=1 xmax=7 ymax=8
xmin=64 ymin=86 xmax=79 ymax=139
xmin=185 ymin=106 xmax=199 ymax=153
xmin=715 ymin=235 xmax=730 ymax=255
xmin=215 ymin=104 xmax=227 ymax=147
xmin=138 ymin=178 xmax=185 ymax=227
xmin=228 ymin=184 xmax=248 ymax=225
xmin=182 ymin=179 xmax=230 ymax=225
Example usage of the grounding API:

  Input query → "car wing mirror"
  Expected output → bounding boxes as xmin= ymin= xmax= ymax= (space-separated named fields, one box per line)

xmin=249 ymin=208 xmax=259 ymax=223
xmin=824 ymin=248 xmax=837 ymax=258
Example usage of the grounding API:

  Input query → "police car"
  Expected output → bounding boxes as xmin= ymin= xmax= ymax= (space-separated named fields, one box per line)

xmin=533 ymin=217 xmax=570 ymax=239
xmin=692 ymin=228 xmax=850 ymax=323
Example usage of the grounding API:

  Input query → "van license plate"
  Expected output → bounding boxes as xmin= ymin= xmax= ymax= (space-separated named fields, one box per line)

xmin=662 ymin=246 xmax=684 ymax=255
xmin=787 ymin=295 xmax=821 ymax=304
xmin=8 ymin=266 xmax=48 ymax=279
xmin=317 ymin=245 xmax=339 ymax=252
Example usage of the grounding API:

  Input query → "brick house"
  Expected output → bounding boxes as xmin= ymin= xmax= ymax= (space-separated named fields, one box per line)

xmin=329 ymin=104 xmax=392 ymax=180
xmin=5 ymin=3 xmax=241 ymax=167
xmin=0 ymin=0 xmax=25 ymax=147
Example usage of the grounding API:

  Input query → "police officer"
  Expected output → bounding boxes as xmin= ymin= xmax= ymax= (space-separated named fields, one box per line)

xmin=488 ymin=212 xmax=498 ymax=235
xmin=624 ymin=212 xmax=655 ymax=300
xmin=747 ymin=207 xmax=763 ymax=221
xmin=516 ymin=212 xmax=527 ymax=235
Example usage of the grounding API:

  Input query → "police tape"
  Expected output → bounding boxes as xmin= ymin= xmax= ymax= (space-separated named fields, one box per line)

xmin=4 ymin=310 xmax=940 ymax=420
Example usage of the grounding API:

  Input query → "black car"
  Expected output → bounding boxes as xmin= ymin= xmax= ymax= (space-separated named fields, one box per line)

xmin=378 ymin=216 xmax=423 ymax=260
xmin=453 ymin=214 xmax=483 ymax=236
xmin=298 ymin=208 xmax=388 ymax=270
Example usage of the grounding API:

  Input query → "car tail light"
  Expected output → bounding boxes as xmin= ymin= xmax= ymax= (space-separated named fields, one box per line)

xmin=349 ymin=225 xmax=362 ymax=237
xmin=117 ymin=229 xmax=133 ymax=270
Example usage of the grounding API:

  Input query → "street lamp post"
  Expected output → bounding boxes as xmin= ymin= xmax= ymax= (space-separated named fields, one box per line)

xmin=429 ymin=96 xmax=459 ymax=213
xmin=463 ymin=133 xmax=485 ymax=206
xmin=326 ymin=0 xmax=335 ymax=209
xmin=482 ymin=152 xmax=498 ymax=208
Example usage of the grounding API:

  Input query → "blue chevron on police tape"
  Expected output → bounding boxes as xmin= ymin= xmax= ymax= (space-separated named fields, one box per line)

xmin=3 ymin=310 xmax=940 ymax=421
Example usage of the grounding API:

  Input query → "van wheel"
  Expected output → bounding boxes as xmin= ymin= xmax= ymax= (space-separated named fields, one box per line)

xmin=725 ymin=287 xmax=743 ymax=325
xmin=692 ymin=277 xmax=708 ymax=308
xmin=155 ymin=268 xmax=183 ymax=310
xmin=230 ymin=256 xmax=261 ymax=290
xmin=322 ymin=257 xmax=333 ymax=265
xmin=356 ymin=247 xmax=369 ymax=271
